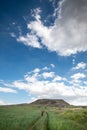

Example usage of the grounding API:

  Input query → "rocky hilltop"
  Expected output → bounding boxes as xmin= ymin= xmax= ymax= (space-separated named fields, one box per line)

xmin=31 ymin=99 xmax=70 ymax=107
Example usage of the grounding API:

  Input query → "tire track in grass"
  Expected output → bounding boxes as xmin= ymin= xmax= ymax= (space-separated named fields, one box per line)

xmin=43 ymin=113 xmax=48 ymax=130
xmin=34 ymin=112 xmax=48 ymax=130
xmin=29 ymin=112 xmax=48 ymax=130
xmin=29 ymin=116 xmax=42 ymax=130
xmin=46 ymin=112 xmax=50 ymax=130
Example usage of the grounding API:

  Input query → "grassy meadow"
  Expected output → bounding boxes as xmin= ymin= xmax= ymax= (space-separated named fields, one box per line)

xmin=0 ymin=105 xmax=87 ymax=130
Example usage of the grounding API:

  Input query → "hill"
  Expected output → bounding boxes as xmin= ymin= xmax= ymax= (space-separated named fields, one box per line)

xmin=31 ymin=99 xmax=70 ymax=107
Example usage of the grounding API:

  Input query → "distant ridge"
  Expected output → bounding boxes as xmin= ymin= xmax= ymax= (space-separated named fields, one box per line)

xmin=31 ymin=99 xmax=70 ymax=107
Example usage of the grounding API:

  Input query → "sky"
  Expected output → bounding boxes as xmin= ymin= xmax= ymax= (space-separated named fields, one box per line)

xmin=0 ymin=0 xmax=87 ymax=106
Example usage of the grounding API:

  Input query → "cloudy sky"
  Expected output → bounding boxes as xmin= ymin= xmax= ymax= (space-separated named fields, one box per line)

xmin=0 ymin=0 xmax=87 ymax=106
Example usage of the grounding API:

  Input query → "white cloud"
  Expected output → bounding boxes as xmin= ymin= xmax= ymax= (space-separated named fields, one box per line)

xmin=31 ymin=8 xmax=42 ymax=22
xmin=70 ymin=72 xmax=86 ymax=84
xmin=42 ymin=72 xmax=55 ymax=79
xmin=72 ymin=62 xmax=87 ymax=70
xmin=70 ymin=97 xmax=87 ymax=106
xmin=17 ymin=33 xmax=41 ymax=48
xmin=16 ymin=0 xmax=87 ymax=56
xmin=53 ymin=76 xmax=67 ymax=82
xmin=33 ymin=68 xmax=40 ymax=73
xmin=12 ymin=75 xmax=87 ymax=106
xmin=0 ymin=100 xmax=6 ymax=105
xmin=1 ymin=66 xmax=87 ymax=105
xmin=10 ymin=67 xmax=87 ymax=105
xmin=84 ymin=81 xmax=87 ymax=85
xmin=24 ymin=74 xmax=37 ymax=83
xmin=71 ymin=73 xmax=86 ymax=80
xmin=0 ymin=87 xmax=17 ymax=93
xmin=54 ymin=0 xmax=66 ymax=18
xmin=28 ymin=97 xmax=38 ymax=103
xmin=50 ymin=64 xmax=55 ymax=68
xmin=13 ymin=79 xmax=75 ymax=98
xmin=17 ymin=8 xmax=42 ymax=48
xmin=42 ymin=66 xmax=49 ymax=70
xmin=53 ymin=75 xmax=62 ymax=81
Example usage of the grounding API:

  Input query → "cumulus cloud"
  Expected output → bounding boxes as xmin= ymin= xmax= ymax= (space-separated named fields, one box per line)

xmin=17 ymin=33 xmax=41 ymax=48
xmin=71 ymin=73 xmax=86 ymax=80
xmin=42 ymin=66 xmax=49 ymax=70
xmin=1 ymin=64 xmax=87 ymax=105
xmin=72 ymin=62 xmax=87 ymax=70
xmin=53 ymin=76 xmax=66 ymax=82
xmin=31 ymin=7 xmax=42 ymax=21
xmin=50 ymin=64 xmax=55 ymax=68
xmin=11 ymin=67 xmax=68 ymax=97
xmin=17 ymin=8 xmax=42 ymax=49
xmin=53 ymin=0 xmax=66 ymax=18
xmin=0 ymin=87 xmax=17 ymax=93
xmin=42 ymin=72 xmax=55 ymax=79
xmin=16 ymin=0 xmax=87 ymax=56
xmin=70 ymin=72 xmax=86 ymax=84
xmin=0 ymin=66 xmax=85 ymax=105
xmin=33 ymin=68 xmax=40 ymax=73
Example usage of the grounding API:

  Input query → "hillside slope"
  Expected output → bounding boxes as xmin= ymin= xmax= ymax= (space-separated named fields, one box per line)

xmin=31 ymin=99 xmax=70 ymax=107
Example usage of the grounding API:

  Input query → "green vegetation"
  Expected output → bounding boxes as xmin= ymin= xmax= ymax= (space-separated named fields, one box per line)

xmin=0 ymin=105 xmax=41 ymax=130
xmin=31 ymin=113 xmax=47 ymax=130
xmin=0 ymin=105 xmax=87 ymax=130
xmin=47 ymin=109 xmax=87 ymax=130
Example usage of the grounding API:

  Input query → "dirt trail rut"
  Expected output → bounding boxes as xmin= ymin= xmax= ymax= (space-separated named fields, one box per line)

xmin=29 ymin=116 xmax=42 ymax=130
xmin=29 ymin=113 xmax=48 ymax=130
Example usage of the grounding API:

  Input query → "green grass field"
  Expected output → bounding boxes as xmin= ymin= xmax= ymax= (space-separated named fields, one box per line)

xmin=0 ymin=105 xmax=87 ymax=130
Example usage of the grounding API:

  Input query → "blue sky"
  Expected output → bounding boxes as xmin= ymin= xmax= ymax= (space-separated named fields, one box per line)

xmin=0 ymin=0 xmax=87 ymax=106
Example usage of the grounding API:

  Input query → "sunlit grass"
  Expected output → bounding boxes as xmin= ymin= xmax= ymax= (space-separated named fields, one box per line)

xmin=47 ymin=108 xmax=87 ymax=130
xmin=0 ymin=105 xmax=87 ymax=130
xmin=0 ymin=105 xmax=41 ymax=130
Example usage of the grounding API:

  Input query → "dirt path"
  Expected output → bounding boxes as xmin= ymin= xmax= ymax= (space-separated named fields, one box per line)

xmin=43 ymin=116 xmax=48 ymax=130
xmin=29 ymin=116 xmax=42 ymax=130
xmin=29 ymin=112 xmax=48 ymax=130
